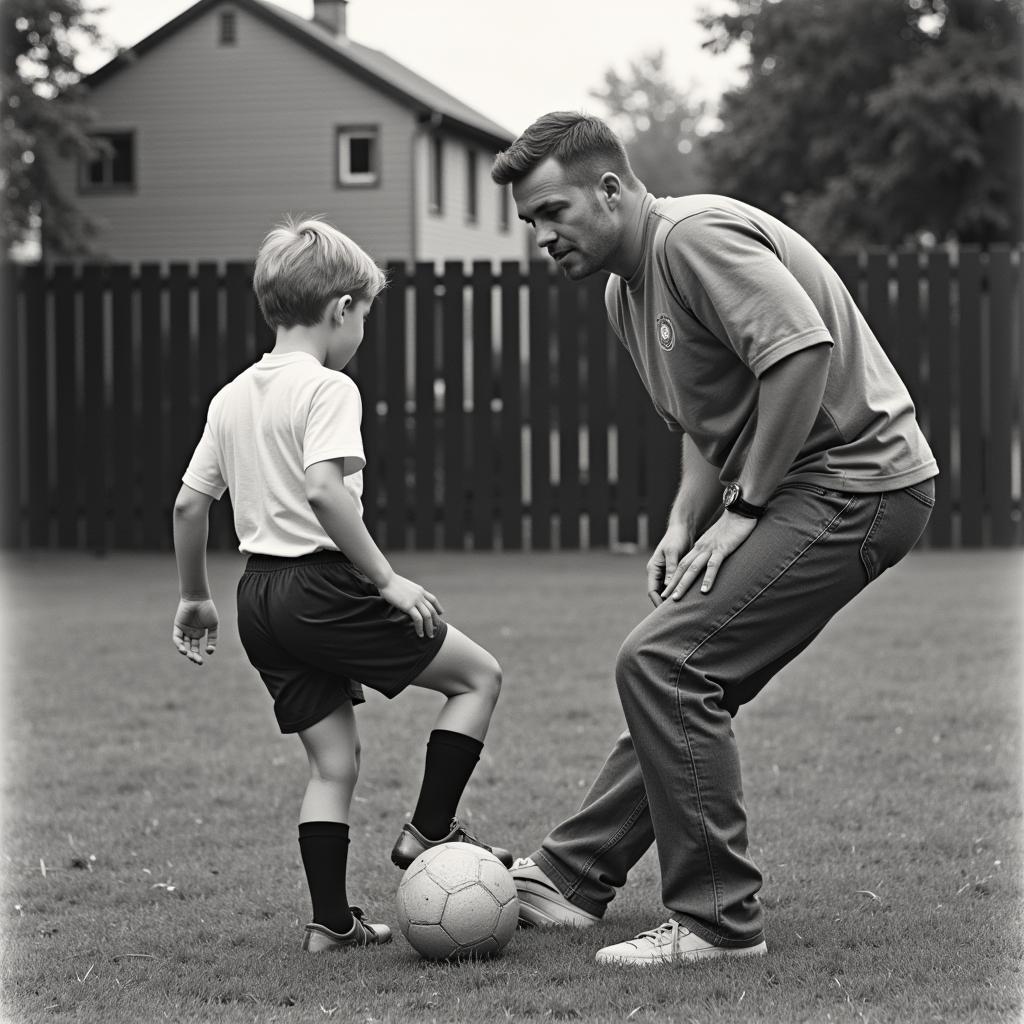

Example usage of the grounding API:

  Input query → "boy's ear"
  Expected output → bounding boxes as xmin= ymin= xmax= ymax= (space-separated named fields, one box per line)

xmin=333 ymin=295 xmax=353 ymax=323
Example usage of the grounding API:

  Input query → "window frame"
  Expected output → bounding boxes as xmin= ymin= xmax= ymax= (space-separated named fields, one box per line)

xmin=465 ymin=147 xmax=478 ymax=224
xmin=335 ymin=125 xmax=381 ymax=188
xmin=78 ymin=131 xmax=136 ymax=193
xmin=218 ymin=10 xmax=237 ymax=45
xmin=498 ymin=183 xmax=511 ymax=233
xmin=429 ymin=134 xmax=444 ymax=215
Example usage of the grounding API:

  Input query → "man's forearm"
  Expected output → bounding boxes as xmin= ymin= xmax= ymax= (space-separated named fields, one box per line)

xmin=740 ymin=344 xmax=831 ymax=506
xmin=669 ymin=434 xmax=723 ymax=535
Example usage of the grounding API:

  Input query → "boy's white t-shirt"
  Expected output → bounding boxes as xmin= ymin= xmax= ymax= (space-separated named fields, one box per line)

xmin=183 ymin=351 xmax=365 ymax=556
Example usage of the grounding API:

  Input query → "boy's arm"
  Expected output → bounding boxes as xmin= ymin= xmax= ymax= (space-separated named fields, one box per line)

xmin=305 ymin=460 xmax=443 ymax=638
xmin=172 ymin=483 xmax=219 ymax=665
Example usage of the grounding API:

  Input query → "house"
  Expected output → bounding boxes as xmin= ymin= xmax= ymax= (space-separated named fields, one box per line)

xmin=57 ymin=0 xmax=527 ymax=264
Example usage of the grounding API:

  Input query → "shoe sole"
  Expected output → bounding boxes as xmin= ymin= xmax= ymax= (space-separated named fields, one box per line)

xmin=515 ymin=884 xmax=600 ymax=928
xmin=596 ymin=941 xmax=767 ymax=966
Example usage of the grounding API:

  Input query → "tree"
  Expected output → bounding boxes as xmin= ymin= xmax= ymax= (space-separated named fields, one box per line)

xmin=700 ymin=0 xmax=1024 ymax=248
xmin=590 ymin=50 xmax=710 ymax=198
xmin=1 ymin=0 xmax=111 ymax=259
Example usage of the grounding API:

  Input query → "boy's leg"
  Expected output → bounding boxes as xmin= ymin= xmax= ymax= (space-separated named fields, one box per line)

xmin=392 ymin=626 xmax=510 ymax=867
xmin=296 ymin=702 xmax=361 ymax=935
xmin=297 ymin=703 xmax=391 ymax=950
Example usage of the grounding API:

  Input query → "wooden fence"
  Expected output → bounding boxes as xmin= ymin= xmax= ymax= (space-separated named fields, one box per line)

xmin=1 ymin=246 xmax=1021 ymax=552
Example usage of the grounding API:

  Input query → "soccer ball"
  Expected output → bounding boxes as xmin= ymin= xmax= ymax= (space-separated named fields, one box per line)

xmin=396 ymin=842 xmax=519 ymax=960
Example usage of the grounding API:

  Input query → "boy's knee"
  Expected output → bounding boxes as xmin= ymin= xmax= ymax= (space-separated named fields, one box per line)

xmin=468 ymin=653 xmax=502 ymax=705
xmin=312 ymin=746 xmax=360 ymax=786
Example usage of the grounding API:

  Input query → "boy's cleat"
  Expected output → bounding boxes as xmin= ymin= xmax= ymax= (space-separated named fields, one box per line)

xmin=511 ymin=857 xmax=601 ymax=927
xmin=301 ymin=908 xmax=393 ymax=952
xmin=595 ymin=919 xmax=767 ymax=966
xmin=390 ymin=819 xmax=513 ymax=870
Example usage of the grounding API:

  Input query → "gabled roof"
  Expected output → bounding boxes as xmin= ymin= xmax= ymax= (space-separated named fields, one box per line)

xmin=85 ymin=0 xmax=515 ymax=150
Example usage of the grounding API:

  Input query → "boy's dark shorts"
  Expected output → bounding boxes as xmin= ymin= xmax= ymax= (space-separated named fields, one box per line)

xmin=236 ymin=551 xmax=448 ymax=734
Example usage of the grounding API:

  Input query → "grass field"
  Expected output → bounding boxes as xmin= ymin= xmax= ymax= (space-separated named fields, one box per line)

xmin=1 ymin=548 xmax=1022 ymax=1024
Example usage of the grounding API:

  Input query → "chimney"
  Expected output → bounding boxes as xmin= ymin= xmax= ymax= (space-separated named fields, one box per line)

xmin=312 ymin=0 xmax=348 ymax=37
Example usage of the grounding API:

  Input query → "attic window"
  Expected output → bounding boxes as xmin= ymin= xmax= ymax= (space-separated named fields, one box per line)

xmin=80 ymin=132 xmax=135 ymax=192
xmin=337 ymin=126 xmax=379 ymax=186
xmin=219 ymin=11 xmax=237 ymax=45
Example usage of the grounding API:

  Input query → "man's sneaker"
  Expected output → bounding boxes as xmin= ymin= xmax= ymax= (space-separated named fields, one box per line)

xmin=511 ymin=857 xmax=601 ymax=928
xmin=301 ymin=908 xmax=393 ymax=952
xmin=390 ymin=819 xmax=513 ymax=870
xmin=595 ymin=919 xmax=767 ymax=966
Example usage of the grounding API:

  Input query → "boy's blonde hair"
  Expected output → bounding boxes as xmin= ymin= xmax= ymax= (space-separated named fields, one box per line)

xmin=253 ymin=215 xmax=387 ymax=330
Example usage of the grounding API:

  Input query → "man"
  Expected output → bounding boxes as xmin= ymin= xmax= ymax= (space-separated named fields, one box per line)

xmin=491 ymin=112 xmax=937 ymax=966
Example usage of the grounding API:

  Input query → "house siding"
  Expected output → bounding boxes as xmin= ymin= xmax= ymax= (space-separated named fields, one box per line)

xmin=414 ymin=133 xmax=527 ymax=264
xmin=57 ymin=3 xmax=418 ymax=263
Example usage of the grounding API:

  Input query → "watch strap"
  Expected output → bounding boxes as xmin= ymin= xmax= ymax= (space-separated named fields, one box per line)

xmin=725 ymin=495 xmax=767 ymax=519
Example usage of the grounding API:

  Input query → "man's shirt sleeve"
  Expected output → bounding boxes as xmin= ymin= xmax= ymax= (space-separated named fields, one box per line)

xmin=665 ymin=209 xmax=833 ymax=377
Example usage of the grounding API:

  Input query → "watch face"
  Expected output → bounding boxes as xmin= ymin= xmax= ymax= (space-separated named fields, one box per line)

xmin=723 ymin=483 xmax=740 ymax=506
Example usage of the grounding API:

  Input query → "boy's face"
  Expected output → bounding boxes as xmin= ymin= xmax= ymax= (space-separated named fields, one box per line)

xmin=326 ymin=297 xmax=373 ymax=370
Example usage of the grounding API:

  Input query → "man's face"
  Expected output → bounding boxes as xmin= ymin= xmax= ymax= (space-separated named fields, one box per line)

xmin=513 ymin=157 xmax=620 ymax=280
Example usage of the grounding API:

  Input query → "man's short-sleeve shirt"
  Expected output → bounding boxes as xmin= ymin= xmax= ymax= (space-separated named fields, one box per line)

xmin=605 ymin=194 xmax=937 ymax=491
xmin=183 ymin=352 xmax=365 ymax=556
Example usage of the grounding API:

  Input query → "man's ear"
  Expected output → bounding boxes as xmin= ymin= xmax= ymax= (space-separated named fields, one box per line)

xmin=600 ymin=172 xmax=623 ymax=210
xmin=333 ymin=295 xmax=353 ymax=323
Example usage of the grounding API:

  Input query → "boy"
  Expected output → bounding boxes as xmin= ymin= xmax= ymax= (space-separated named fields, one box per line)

xmin=172 ymin=216 xmax=510 ymax=953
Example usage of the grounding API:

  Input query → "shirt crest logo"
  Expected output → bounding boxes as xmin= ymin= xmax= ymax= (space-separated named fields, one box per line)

xmin=656 ymin=315 xmax=675 ymax=352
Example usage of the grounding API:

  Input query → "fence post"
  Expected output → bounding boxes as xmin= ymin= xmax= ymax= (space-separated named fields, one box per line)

xmin=528 ymin=261 xmax=552 ymax=549
xmin=384 ymin=262 xmax=408 ymax=550
xmin=0 ymin=263 xmax=19 ymax=548
xmin=499 ymin=262 xmax=523 ymax=550
xmin=958 ymin=248 xmax=985 ymax=546
xmin=987 ymin=246 xmax=1017 ymax=546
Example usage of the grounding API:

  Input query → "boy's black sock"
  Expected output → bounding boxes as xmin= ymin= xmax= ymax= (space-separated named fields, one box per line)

xmin=411 ymin=729 xmax=485 ymax=840
xmin=298 ymin=821 xmax=353 ymax=934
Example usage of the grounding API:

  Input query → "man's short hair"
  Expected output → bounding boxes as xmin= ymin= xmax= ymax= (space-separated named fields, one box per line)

xmin=491 ymin=112 xmax=639 ymax=189
xmin=254 ymin=216 xmax=387 ymax=331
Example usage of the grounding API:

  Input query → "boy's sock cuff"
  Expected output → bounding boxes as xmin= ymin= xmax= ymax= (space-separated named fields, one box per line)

xmin=298 ymin=821 xmax=350 ymax=840
xmin=428 ymin=729 xmax=484 ymax=757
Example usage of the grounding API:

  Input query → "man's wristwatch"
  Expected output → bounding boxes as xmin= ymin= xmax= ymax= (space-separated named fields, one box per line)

xmin=722 ymin=482 xmax=768 ymax=520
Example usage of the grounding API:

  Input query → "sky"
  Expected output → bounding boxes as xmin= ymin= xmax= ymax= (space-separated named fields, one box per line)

xmin=77 ymin=0 xmax=749 ymax=135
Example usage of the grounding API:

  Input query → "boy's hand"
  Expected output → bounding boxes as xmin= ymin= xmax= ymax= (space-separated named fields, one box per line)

xmin=379 ymin=575 xmax=444 ymax=638
xmin=173 ymin=598 xmax=219 ymax=665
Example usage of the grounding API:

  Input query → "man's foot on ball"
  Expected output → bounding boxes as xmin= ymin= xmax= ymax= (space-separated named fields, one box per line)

xmin=511 ymin=857 xmax=601 ymax=927
xmin=390 ymin=819 xmax=513 ymax=869
xmin=595 ymin=919 xmax=766 ymax=966
xmin=301 ymin=908 xmax=392 ymax=952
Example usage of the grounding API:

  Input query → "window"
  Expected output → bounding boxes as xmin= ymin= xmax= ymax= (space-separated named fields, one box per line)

xmin=429 ymin=135 xmax=444 ymax=214
xmin=465 ymin=148 xmax=478 ymax=224
xmin=498 ymin=184 xmax=510 ymax=233
xmin=80 ymin=132 xmax=135 ymax=191
xmin=219 ymin=11 xmax=237 ymax=45
xmin=336 ymin=126 xmax=379 ymax=186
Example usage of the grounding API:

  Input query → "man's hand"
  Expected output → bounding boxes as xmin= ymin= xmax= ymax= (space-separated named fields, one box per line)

xmin=379 ymin=575 xmax=444 ymax=638
xmin=647 ymin=523 xmax=693 ymax=606
xmin=660 ymin=511 xmax=758 ymax=601
xmin=173 ymin=598 xmax=219 ymax=665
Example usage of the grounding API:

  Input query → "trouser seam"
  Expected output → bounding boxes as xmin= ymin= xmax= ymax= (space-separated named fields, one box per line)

xmin=668 ymin=494 xmax=855 ymax=931
xmin=859 ymin=492 xmax=887 ymax=581
xmin=566 ymin=792 xmax=649 ymax=901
